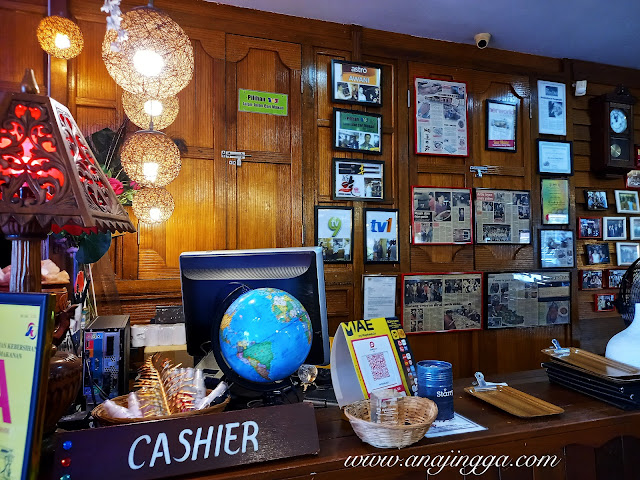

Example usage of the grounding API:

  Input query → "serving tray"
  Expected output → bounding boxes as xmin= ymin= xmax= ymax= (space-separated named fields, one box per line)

xmin=464 ymin=385 xmax=564 ymax=418
xmin=541 ymin=346 xmax=640 ymax=378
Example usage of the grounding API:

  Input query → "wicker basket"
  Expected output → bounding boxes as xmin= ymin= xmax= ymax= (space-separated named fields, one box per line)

xmin=343 ymin=396 xmax=438 ymax=449
xmin=92 ymin=394 xmax=230 ymax=426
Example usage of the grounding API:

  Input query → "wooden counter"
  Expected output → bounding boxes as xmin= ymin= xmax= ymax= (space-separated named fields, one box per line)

xmin=180 ymin=369 xmax=640 ymax=480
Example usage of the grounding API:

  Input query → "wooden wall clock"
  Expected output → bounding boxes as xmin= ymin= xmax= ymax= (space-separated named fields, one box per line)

xmin=590 ymin=85 xmax=636 ymax=176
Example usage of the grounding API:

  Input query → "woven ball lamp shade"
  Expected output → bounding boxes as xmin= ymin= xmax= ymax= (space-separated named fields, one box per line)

xmin=102 ymin=6 xmax=194 ymax=98
xmin=36 ymin=16 xmax=84 ymax=60
xmin=120 ymin=130 xmax=181 ymax=188
xmin=132 ymin=187 xmax=174 ymax=224
xmin=122 ymin=91 xmax=179 ymax=130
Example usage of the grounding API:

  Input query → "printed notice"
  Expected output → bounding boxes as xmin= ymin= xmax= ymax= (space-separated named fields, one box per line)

xmin=238 ymin=89 xmax=288 ymax=116
xmin=363 ymin=276 xmax=397 ymax=320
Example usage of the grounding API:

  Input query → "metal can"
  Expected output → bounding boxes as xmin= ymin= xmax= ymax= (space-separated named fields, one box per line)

xmin=417 ymin=360 xmax=454 ymax=420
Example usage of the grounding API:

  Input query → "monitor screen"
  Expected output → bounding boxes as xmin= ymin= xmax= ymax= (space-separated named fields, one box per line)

xmin=180 ymin=247 xmax=330 ymax=367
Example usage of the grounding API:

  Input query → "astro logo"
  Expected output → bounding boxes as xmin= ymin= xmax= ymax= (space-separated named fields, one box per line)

xmin=25 ymin=323 xmax=36 ymax=340
xmin=370 ymin=218 xmax=392 ymax=233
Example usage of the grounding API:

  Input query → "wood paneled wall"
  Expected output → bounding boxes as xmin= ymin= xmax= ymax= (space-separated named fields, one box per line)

xmin=2 ymin=0 xmax=640 ymax=378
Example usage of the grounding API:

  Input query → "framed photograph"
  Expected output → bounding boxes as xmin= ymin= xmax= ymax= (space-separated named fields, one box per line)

xmin=487 ymin=272 xmax=570 ymax=328
xmin=333 ymin=108 xmax=382 ymax=155
xmin=606 ymin=269 xmax=626 ymax=289
xmin=474 ymin=189 xmax=531 ymax=244
xmin=615 ymin=190 xmax=640 ymax=213
xmin=541 ymin=179 xmax=570 ymax=225
xmin=537 ymin=80 xmax=566 ymax=136
xmin=577 ymin=217 xmax=602 ymax=239
xmin=603 ymin=217 xmax=627 ymax=240
xmin=537 ymin=139 xmax=573 ymax=175
xmin=411 ymin=186 xmax=472 ymax=245
xmin=540 ymin=230 xmax=574 ymax=268
xmin=579 ymin=270 xmax=603 ymax=290
xmin=636 ymin=145 xmax=640 ymax=168
xmin=314 ymin=206 xmax=353 ymax=263
xmin=363 ymin=275 xmax=397 ymax=320
xmin=616 ymin=242 xmax=640 ymax=266
xmin=584 ymin=190 xmax=608 ymax=211
xmin=332 ymin=158 xmax=384 ymax=201
xmin=626 ymin=170 xmax=640 ymax=189
xmin=594 ymin=293 xmax=616 ymax=312
xmin=630 ymin=218 xmax=640 ymax=240
xmin=364 ymin=209 xmax=399 ymax=264
xmin=331 ymin=59 xmax=382 ymax=107
xmin=586 ymin=243 xmax=611 ymax=265
xmin=402 ymin=272 xmax=483 ymax=333
xmin=414 ymin=77 xmax=468 ymax=156
xmin=486 ymin=100 xmax=517 ymax=152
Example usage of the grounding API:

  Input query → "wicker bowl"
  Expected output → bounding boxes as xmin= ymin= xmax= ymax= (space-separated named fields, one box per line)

xmin=343 ymin=396 xmax=438 ymax=449
xmin=92 ymin=394 xmax=230 ymax=426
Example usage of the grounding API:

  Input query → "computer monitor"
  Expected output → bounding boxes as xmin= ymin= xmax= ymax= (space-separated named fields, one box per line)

xmin=180 ymin=247 xmax=330 ymax=367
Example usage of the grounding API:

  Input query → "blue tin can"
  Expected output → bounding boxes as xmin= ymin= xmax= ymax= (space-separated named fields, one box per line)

xmin=417 ymin=360 xmax=454 ymax=420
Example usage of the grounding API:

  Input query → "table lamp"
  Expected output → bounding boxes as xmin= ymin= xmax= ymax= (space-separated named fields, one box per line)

xmin=0 ymin=71 xmax=135 ymax=292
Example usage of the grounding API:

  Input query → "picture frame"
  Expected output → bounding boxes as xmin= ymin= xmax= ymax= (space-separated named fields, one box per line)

xmin=537 ymin=80 xmax=566 ymax=136
xmin=616 ymin=242 xmax=640 ymax=266
xmin=486 ymin=100 xmax=517 ymax=152
xmin=541 ymin=178 xmax=570 ymax=225
xmin=636 ymin=145 xmax=640 ymax=168
xmin=579 ymin=270 xmax=603 ymax=290
xmin=540 ymin=230 xmax=574 ymax=268
xmin=364 ymin=208 xmax=399 ymax=264
xmin=537 ymin=139 xmax=573 ymax=175
xmin=332 ymin=158 xmax=384 ymax=201
xmin=577 ymin=217 xmax=602 ymax=239
xmin=414 ymin=77 xmax=468 ymax=156
xmin=584 ymin=190 xmax=608 ymax=211
xmin=402 ymin=272 xmax=483 ymax=333
xmin=606 ymin=269 xmax=626 ymax=289
xmin=362 ymin=275 xmax=397 ymax=320
xmin=615 ymin=190 xmax=640 ymax=214
xmin=594 ymin=293 xmax=616 ymax=312
xmin=331 ymin=59 xmax=382 ymax=107
xmin=487 ymin=271 xmax=570 ymax=328
xmin=585 ymin=243 xmax=611 ymax=265
xmin=314 ymin=206 xmax=353 ymax=263
xmin=411 ymin=186 xmax=473 ymax=245
xmin=626 ymin=170 xmax=640 ymax=189
xmin=602 ymin=217 xmax=627 ymax=240
xmin=474 ymin=189 xmax=531 ymax=244
xmin=333 ymin=108 xmax=382 ymax=155
xmin=630 ymin=217 xmax=640 ymax=240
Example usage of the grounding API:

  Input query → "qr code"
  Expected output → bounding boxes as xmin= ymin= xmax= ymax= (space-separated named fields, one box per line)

xmin=366 ymin=353 xmax=390 ymax=381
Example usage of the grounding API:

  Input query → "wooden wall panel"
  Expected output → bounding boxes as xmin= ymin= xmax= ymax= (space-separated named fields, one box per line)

xmin=74 ymin=19 xmax=116 ymax=102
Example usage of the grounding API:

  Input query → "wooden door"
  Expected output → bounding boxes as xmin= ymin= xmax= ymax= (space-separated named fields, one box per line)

xmin=225 ymin=35 xmax=302 ymax=249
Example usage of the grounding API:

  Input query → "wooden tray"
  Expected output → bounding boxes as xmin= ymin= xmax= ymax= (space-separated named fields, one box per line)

xmin=464 ymin=385 xmax=564 ymax=418
xmin=541 ymin=347 xmax=640 ymax=378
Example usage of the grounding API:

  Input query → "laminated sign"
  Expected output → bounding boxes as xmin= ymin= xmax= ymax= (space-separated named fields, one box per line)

xmin=331 ymin=317 xmax=417 ymax=407
xmin=238 ymin=89 xmax=288 ymax=116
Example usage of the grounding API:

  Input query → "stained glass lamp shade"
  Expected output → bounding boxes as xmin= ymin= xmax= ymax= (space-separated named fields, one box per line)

xmin=0 ymin=92 xmax=135 ymax=292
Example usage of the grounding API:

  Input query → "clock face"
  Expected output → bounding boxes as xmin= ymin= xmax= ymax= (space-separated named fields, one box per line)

xmin=610 ymin=108 xmax=628 ymax=134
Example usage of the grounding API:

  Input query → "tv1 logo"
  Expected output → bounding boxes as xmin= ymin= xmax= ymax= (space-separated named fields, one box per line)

xmin=370 ymin=217 xmax=393 ymax=233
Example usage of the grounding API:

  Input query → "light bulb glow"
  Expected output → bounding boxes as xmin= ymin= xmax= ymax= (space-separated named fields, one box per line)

xmin=132 ymin=50 xmax=164 ymax=77
xmin=143 ymin=162 xmax=159 ymax=183
xmin=143 ymin=100 xmax=164 ymax=117
xmin=149 ymin=207 xmax=162 ymax=221
xmin=54 ymin=33 xmax=71 ymax=49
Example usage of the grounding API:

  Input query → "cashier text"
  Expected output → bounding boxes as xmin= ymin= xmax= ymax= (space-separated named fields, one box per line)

xmin=127 ymin=421 xmax=259 ymax=470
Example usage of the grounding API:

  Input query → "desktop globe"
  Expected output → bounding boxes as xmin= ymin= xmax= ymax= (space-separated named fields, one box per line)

xmin=219 ymin=287 xmax=313 ymax=385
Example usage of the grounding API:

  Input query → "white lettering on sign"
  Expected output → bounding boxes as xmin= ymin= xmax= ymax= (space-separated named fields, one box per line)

xmin=127 ymin=421 xmax=261 ymax=470
xmin=436 ymin=388 xmax=453 ymax=398
xmin=350 ymin=66 xmax=368 ymax=74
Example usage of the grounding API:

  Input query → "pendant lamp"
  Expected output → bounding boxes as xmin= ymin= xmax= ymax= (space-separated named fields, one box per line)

xmin=102 ymin=3 xmax=194 ymax=98
xmin=37 ymin=15 xmax=84 ymax=59
xmin=132 ymin=187 xmax=175 ymax=224
xmin=120 ymin=130 xmax=181 ymax=188
xmin=122 ymin=91 xmax=179 ymax=130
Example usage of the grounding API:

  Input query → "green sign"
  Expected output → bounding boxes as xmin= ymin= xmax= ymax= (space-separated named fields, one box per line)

xmin=238 ymin=89 xmax=288 ymax=116
xmin=338 ymin=111 xmax=379 ymax=133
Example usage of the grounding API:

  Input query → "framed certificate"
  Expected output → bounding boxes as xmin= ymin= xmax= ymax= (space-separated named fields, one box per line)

xmin=362 ymin=275 xmax=397 ymax=320
xmin=537 ymin=140 xmax=573 ymax=175
xmin=541 ymin=179 xmax=570 ymax=225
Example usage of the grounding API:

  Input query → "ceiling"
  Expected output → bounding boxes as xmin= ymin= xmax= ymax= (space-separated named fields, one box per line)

xmin=206 ymin=0 xmax=640 ymax=70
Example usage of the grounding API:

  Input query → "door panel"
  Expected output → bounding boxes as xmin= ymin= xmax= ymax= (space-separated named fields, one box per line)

xmin=226 ymin=35 xmax=302 ymax=249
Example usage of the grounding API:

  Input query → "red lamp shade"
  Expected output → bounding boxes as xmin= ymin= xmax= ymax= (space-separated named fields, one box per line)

xmin=0 ymin=92 xmax=135 ymax=291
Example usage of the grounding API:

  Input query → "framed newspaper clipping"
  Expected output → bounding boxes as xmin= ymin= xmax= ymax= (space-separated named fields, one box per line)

xmin=487 ymin=271 xmax=571 ymax=328
xmin=414 ymin=77 xmax=468 ymax=156
xmin=411 ymin=186 xmax=473 ymax=245
xmin=474 ymin=189 xmax=531 ymax=244
xmin=402 ymin=272 xmax=483 ymax=333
